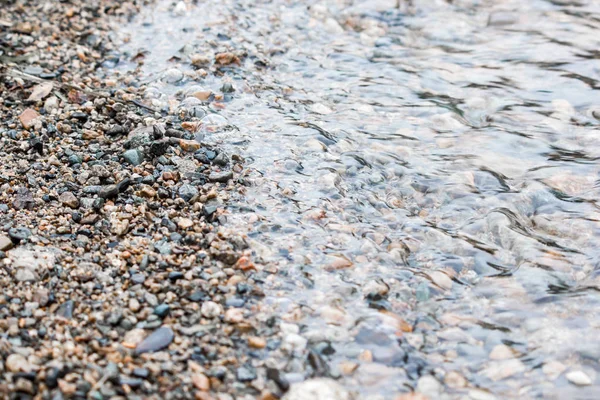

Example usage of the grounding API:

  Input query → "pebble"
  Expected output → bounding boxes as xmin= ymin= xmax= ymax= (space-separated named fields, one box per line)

xmin=123 ymin=328 xmax=147 ymax=348
xmin=135 ymin=326 xmax=174 ymax=354
xmin=56 ymin=300 xmax=74 ymax=319
xmin=201 ymin=301 xmax=223 ymax=318
xmin=0 ymin=235 xmax=13 ymax=251
xmin=283 ymin=378 xmax=351 ymax=400
xmin=542 ymin=360 xmax=566 ymax=379
xmin=8 ymin=227 xmax=31 ymax=243
xmin=482 ymin=359 xmax=526 ymax=381
xmin=192 ymin=373 xmax=211 ymax=391
xmin=236 ymin=366 xmax=257 ymax=382
xmin=209 ymin=171 xmax=233 ymax=183
xmin=154 ymin=304 xmax=171 ymax=318
xmin=179 ymin=184 xmax=198 ymax=202
xmin=59 ymin=191 xmax=79 ymax=208
xmin=489 ymin=344 xmax=513 ymax=360
xmin=178 ymin=217 xmax=193 ymax=229
xmin=123 ymin=149 xmax=144 ymax=166
xmin=98 ymin=184 xmax=120 ymax=199
xmin=5 ymin=353 xmax=32 ymax=373
xmin=162 ymin=68 xmax=184 ymax=83
xmin=566 ymin=370 xmax=592 ymax=386
xmin=19 ymin=108 xmax=40 ymax=129
xmin=248 ymin=337 xmax=267 ymax=349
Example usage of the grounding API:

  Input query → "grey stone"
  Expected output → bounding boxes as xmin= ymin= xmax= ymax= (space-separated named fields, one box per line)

xmin=135 ymin=327 xmax=174 ymax=354
xmin=208 ymin=171 xmax=233 ymax=183
xmin=123 ymin=149 xmax=144 ymax=166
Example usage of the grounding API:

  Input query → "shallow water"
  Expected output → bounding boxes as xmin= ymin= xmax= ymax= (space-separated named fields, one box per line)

xmin=116 ymin=0 xmax=600 ymax=397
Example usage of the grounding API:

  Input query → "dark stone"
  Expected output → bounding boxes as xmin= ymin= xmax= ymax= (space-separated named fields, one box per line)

xmin=118 ymin=376 xmax=143 ymax=388
xmin=221 ymin=82 xmax=235 ymax=93
xmin=98 ymin=185 xmax=119 ymax=199
xmin=71 ymin=112 xmax=88 ymax=122
xmin=116 ymin=178 xmax=132 ymax=193
xmin=149 ymin=139 xmax=170 ymax=157
xmin=132 ymin=368 xmax=149 ymax=379
xmin=168 ymin=271 xmax=184 ymax=281
xmin=188 ymin=290 xmax=208 ymax=302
xmin=152 ymin=124 xmax=165 ymax=139
xmin=71 ymin=212 xmax=82 ymax=223
xmin=213 ymin=152 xmax=228 ymax=166
xmin=135 ymin=327 xmax=174 ymax=355
xmin=267 ymin=368 xmax=289 ymax=391
xmin=29 ymin=137 xmax=43 ymax=155
xmin=154 ymin=304 xmax=170 ymax=318
xmin=92 ymin=198 xmax=105 ymax=210
xmin=45 ymin=368 xmax=60 ymax=389
xmin=83 ymin=185 xmax=102 ymax=194
xmin=106 ymin=125 xmax=125 ymax=136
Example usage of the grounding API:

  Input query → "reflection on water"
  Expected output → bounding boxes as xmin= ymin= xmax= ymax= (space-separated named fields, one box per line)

xmin=118 ymin=0 xmax=600 ymax=397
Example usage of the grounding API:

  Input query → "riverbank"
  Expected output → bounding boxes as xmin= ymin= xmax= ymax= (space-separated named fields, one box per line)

xmin=0 ymin=1 xmax=285 ymax=399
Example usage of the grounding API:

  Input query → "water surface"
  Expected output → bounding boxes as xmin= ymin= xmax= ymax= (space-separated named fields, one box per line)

xmin=117 ymin=0 xmax=600 ymax=397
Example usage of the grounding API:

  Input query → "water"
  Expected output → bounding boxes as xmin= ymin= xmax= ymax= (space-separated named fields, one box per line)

xmin=115 ymin=0 xmax=600 ymax=397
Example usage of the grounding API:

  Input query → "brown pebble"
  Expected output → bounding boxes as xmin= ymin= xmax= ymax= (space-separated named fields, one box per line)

xmin=179 ymin=139 xmax=201 ymax=152
xmin=192 ymin=373 xmax=210 ymax=391
xmin=248 ymin=337 xmax=266 ymax=349
xmin=19 ymin=108 xmax=40 ymax=130
xmin=215 ymin=52 xmax=240 ymax=66
xmin=59 ymin=191 xmax=79 ymax=208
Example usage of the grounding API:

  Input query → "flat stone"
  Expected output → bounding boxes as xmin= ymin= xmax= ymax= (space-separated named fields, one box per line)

xmin=135 ymin=326 xmax=174 ymax=354
xmin=19 ymin=108 xmax=40 ymax=129
xmin=482 ymin=359 xmax=525 ymax=381
xmin=14 ymin=266 xmax=38 ymax=282
xmin=8 ymin=227 xmax=31 ymax=243
xmin=208 ymin=171 xmax=233 ymax=183
xmin=0 ymin=235 xmax=13 ymax=251
xmin=56 ymin=300 xmax=74 ymax=319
